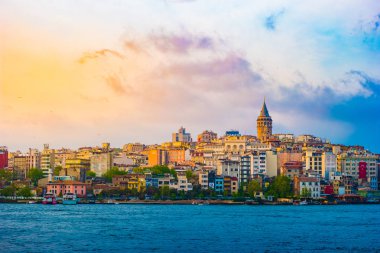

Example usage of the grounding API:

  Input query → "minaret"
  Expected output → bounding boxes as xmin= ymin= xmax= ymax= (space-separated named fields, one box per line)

xmin=257 ymin=99 xmax=272 ymax=142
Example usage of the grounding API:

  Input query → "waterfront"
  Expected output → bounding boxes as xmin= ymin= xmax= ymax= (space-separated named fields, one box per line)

xmin=1 ymin=204 xmax=380 ymax=252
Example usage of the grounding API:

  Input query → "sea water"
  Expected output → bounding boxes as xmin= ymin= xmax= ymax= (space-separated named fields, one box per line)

xmin=1 ymin=204 xmax=380 ymax=252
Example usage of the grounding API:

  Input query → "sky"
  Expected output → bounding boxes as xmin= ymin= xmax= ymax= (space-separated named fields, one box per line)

xmin=0 ymin=0 xmax=379 ymax=153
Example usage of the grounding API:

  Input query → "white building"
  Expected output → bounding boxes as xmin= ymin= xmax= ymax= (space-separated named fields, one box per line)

xmin=217 ymin=159 xmax=241 ymax=182
xmin=296 ymin=176 xmax=321 ymax=199
xmin=41 ymin=144 xmax=55 ymax=181
xmin=304 ymin=149 xmax=323 ymax=176
xmin=176 ymin=174 xmax=193 ymax=192
xmin=27 ymin=148 xmax=41 ymax=170
xmin=250 ymin=151 xmax=267 ymax=176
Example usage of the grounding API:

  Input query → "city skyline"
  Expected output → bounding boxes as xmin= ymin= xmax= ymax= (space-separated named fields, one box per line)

xmin=1 ymin=0 xmax=379 ymax=152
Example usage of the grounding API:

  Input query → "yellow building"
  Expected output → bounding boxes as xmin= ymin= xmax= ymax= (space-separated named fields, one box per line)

xmin=123 ymin=143 xmax=144 ymax=154
xmin=10 ymin=155 xmax=28 ymax=179
xmin=113 ymin=174 xmax=146 ymax=192
xmin=127 ymin=176 xmax=146 ymax=192
xmin=61 ymin=158 xmax=91 ymax=182
xmin=76 ymin=147 xmax=93 ymax=160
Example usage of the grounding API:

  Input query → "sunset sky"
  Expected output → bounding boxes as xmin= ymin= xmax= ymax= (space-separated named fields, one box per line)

xmin=1 ymin=0 xmax=379 ymax=152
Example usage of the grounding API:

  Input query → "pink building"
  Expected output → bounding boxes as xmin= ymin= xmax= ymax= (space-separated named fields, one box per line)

xmin=47 ymin=181 xmax=88 ymax=197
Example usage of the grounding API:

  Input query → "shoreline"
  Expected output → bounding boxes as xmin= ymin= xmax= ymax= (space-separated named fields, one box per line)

xmin=1 ymin=199 xmax=379 ymax=205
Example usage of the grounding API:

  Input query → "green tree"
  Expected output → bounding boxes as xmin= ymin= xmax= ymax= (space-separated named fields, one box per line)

xmin=16 ymin=187 xmax=33 ymax=197
xmin=247 ymin=180 xmax=262 ymax=198
xmin=149 ymin=166 xmax=177 ymax=179
xmin=160 ymin=185 xmax=170 ymax=200
xmin=102 ymin=167 xmax=128 ymax=182
xmin=185 ymin=170 xmax=193 ymax=181
xmin=0 ymin=169 xmax=12 ymax=182
xmin=54 ymin=166 xmax=63 ymax=176
xmin=178 ymin=190 xmax=186 ymax=200
xmin=301 ymin=188 xmax=311 ymax=198
xmin=86 ymin=170 xmax=96 ymax=178
xmin=0 ymin=185 xmax=16 ymax=197
xmin=132 ymin=167 xmax=146 ymax=174
xmin=266 ymin=176 xmax=292 ymax=198
xmin=28 ymin=168 xmax=44 ymax=186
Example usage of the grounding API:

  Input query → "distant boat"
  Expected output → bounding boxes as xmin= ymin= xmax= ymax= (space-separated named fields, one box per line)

xmin=63 ymin=193 xmax=78 ymax=205
xmin=192 ymin=200 xmax=209 ymax=205
xmin=42 ymin=193 xmax=57 ymax=205
xmin=27 ymin=200 xmax=36 ymax=204
xmin=106 ymin=199 xmax=119 ymax=204
xmin=293 ymin=200 xmax=308 ymax=206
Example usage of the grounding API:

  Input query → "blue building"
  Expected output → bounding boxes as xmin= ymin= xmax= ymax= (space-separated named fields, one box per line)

xmin=145 ymin=176 xmax=159 ymax=188
xmin=225 ymin=130 xmax=241 ymax=137
xmin=370 ymin=176 xmax=378 ymax=190
xmin=215 ymin=177 xmax=224 ymax=193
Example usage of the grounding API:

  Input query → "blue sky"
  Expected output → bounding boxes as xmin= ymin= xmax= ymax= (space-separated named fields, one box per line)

xmin=0 ymin=0 xmax=379 ymax=152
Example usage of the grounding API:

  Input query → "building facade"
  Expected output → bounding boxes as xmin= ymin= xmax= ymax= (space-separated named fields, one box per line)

xmin=47 ymin=181 xmax=88 ymax=197
xmin=90 ymin=152 xmax=112 ymax=176
xmin=197 ymin=130 xmax=217 ymax=143
xmin=294 ymin=176 xmax=321 ymax=199
xmin=172 ymin=127 xmax=192 ymax=143
xmin=41 ymin=144 xmax=55 ymax=181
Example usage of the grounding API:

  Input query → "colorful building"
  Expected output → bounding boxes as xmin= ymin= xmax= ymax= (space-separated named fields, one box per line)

xmin=338 ymin=154 xmax=378 ymax=179
xmin=47 ymin=181 xmax=88 ymax=197
xmin=112 ymin=174 xmax=146 ymax=192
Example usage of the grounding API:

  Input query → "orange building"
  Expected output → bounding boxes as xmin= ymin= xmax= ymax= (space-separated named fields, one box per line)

xmin=147 ymin=149 xmax=167 ymax=166
xmin=167 ymin=148 xmax=187 ymax=164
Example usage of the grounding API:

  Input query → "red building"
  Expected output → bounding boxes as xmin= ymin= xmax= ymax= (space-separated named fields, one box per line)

xmin=0 ymin=147 xmax=8 ymax=169
xmin=359 ymin=162 xmax=367 ymax=179
xmin=324 ymin=185 xmax=334 ymax=195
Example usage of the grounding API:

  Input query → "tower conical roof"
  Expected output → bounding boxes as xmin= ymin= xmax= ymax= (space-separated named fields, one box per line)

xmin=259 ymin=99 xmax=270 ymax=117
